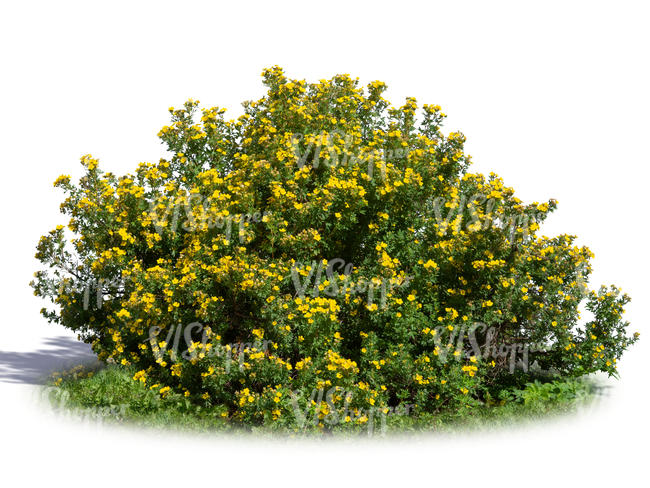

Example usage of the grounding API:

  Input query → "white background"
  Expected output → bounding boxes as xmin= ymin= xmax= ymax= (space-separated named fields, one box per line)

xmin=1 ymin=1 xmax=648 ymax=486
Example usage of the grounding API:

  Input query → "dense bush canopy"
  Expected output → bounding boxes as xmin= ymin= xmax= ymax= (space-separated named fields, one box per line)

xmin=32 ymin=67 xmax=638 ymax=432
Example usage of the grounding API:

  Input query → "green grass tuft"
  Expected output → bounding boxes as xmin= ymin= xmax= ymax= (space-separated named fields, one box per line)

xmin=42 ymin=364 xmax=605 ymax=437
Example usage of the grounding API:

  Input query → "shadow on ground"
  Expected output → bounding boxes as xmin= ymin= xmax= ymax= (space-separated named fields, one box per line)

xmin=0 ymin=336 xmax=97 ymax=385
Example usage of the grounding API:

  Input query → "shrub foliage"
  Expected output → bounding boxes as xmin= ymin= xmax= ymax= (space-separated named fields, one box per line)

xmin=32 ymin=67 xmax=638 ymax=431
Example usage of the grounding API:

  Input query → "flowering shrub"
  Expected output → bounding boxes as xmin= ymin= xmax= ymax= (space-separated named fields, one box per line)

xmin=32 ymin=67 xmax=638 ymax=432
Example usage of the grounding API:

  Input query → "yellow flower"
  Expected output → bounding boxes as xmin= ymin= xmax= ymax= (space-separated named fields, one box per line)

xmin=53 ymin=175 xmax=71 ymax=187
xmin=116 ymin=309 xmax=130 ymax=319
xmin=133 ymin=370 xmax=146 ymax=383
xmin=423 ymin=260 xmax=438 ymax=270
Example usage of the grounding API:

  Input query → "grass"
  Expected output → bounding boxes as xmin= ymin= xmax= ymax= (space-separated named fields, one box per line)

xmin=41 ymin=364 xmax=606 ymax=438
